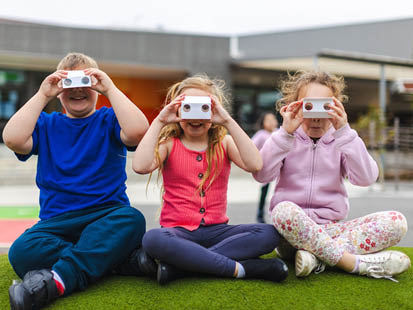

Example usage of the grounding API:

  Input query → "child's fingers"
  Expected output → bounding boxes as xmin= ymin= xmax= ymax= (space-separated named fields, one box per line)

xmin=171 ymin=94 xmax=185 ymax=104
xmin=209 ymin=95 xmax=219 ymax=106
xmin=286 ymin=100 xmax=302 ymax=112
xmin=332 ymin=97 xmax=345 ymax=111
xmin=91 ymin=76 xmax=99 ymax=86
xmin=328 ymin=104 xmax=344 ymax=117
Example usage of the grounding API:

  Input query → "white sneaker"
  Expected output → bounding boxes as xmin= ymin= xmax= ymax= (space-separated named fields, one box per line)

xmin=358 ymin=250 xmax=411 ymax=282
xmin=295 ymin=250 xmax=326 ymax=277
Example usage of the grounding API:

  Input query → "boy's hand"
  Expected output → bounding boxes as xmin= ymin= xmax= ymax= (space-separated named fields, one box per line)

xmin=83 ymin=68 xmax=116 ymax=96
xmin=280 ymin=100 xmax=303 ymax=135
xmin=156 ymin=95 xmax=184 ymax=125
xmin=210 ymin=95 xmax=231 ymax=126
xmin=38 ymin=70 xmax=67 ymax=100
xmin=328 ymin=97 xmax=348 ymax=130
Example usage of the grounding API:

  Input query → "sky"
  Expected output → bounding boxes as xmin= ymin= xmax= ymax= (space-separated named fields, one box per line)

xmin=2 ymin=0 xmax=413 ymax=35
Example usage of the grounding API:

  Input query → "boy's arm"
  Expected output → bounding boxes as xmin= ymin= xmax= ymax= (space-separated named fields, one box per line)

xmin=2 ymin=71 xmax=66 ymax=154
xmin=84 ymin=68 xmax=149 ymax=147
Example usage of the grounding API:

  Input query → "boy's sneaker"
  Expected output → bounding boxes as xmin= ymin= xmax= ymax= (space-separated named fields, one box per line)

xmin=295 ymin=250 xmax=325 ymax=277
xmin=358 ymin=250 xmax=411 ymax=282
xmin=113 ymin=247 xmax=157 ymax=277
xmin=240 ymin=258 xmax=289 ymax=282
xmin=9 ymin=269 xmax=59 ymax=310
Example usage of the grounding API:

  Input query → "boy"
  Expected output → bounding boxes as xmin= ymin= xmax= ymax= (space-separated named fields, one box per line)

xmin=3 ymin=53 xmax=149 ymax=309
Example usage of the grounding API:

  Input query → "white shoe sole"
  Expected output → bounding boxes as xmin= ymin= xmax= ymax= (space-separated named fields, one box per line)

xmin=295 ymin=250 xmax=314 ymax=277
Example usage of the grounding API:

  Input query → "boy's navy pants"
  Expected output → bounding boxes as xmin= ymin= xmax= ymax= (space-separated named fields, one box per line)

xmin=8 ymin=204 xmax=145 ymax=294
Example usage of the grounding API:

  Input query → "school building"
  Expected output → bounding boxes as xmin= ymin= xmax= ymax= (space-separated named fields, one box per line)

xmin=1 ymin=17 xmax=413 ymax=139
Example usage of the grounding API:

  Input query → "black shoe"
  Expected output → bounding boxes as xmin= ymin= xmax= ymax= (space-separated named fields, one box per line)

xmin=157 ymin=262 xmax=184 ymax=285
xmin=240 ymin=258 xmax=289 ymax=282
xmin=136 ymin=248 xmax=157 ymax=276
xmin=9 ymin=269 xmax=59 ymax=310
xmin=114 ymin=248 xmax=157 ymax=277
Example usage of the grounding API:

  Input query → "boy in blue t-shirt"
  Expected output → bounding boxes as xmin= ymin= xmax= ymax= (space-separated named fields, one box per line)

xmin=3 ymin=52 xmax=149 ymax=309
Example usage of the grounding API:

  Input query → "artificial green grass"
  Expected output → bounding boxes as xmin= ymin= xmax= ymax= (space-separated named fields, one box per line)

xmin=0 ymin=206 xmax=39 ymax=219
xmin=1 ymin=247 xmax=412 ymax=310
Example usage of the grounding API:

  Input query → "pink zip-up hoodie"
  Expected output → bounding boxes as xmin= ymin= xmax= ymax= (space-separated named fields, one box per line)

xmin=253 ymin=124 xmax=379 ymax=224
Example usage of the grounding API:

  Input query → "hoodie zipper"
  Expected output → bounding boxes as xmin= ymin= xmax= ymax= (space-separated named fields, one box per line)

xmin=306 ymin=141 xmax=317 ymax=215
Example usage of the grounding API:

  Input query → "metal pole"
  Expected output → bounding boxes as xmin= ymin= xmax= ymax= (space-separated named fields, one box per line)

xmin=313 ymin=56 xmax=319 ymax=70
xmin=379 ymin=64 xmax=386 ymax=116
xmin=378 ymin=64 xmax=387 ymax=190
xmin=394 ymin=117 xmax=400 ymax=191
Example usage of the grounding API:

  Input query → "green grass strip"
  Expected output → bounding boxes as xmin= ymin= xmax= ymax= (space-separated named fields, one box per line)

xmin=1 ymin=247 xmax=412 ymax=309
xmin=0 ymin=206 xmax=39 ymax=219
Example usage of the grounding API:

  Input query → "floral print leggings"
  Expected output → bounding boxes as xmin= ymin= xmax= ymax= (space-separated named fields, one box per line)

xmin=271 ymin=201 xmax=408 ymax=266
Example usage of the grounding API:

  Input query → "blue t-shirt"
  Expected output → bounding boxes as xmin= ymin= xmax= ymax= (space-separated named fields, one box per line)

xmin=16 ymin=107 xmax=134 ymax=220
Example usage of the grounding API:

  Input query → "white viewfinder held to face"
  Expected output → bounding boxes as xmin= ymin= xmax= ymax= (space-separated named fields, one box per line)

xmin=302 ymin=97 xmax=334 ymax=118
xmin=180 ymin=96 xmax=212 ymax=120
xmin=62 ymin=71 xmax=92 ymax=89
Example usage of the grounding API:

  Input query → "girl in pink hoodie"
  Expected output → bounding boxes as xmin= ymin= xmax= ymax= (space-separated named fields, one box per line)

xmin=253 ymin=70 xmax=410 ymax=282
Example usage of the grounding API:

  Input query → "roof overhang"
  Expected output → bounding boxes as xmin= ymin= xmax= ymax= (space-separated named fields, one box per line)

xmin=234 ymin=49 xmax=413 ymax=81
xmin=0 ymin=51 xmax=187 ymax=79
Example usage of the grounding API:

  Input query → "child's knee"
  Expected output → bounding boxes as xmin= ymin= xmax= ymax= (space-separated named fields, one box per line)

xmin=118 ymin=207 xmax=146 ymax=238
xmin=8 ymin=238 xmax=30 ymax=278
xmin=259 ymin=224 xmax=280 ymax=251
xmin=388 ymin=211 xmax=408 ymax=241
xmin=271 ymin=201 xmax=302 ymax=224
xmin=142 ymin=229 xmax=164 ymax=257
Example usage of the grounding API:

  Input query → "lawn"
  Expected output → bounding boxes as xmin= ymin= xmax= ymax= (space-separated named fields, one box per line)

xmin=1 ymin=247 xmax=412 ymax=310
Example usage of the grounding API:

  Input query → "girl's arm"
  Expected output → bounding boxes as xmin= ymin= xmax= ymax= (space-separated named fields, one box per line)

xmin=223 ymin=120 xmax=262 ymax=173
xmin=132 ymin=96 xmax=183 ymax=174
xmin=335 ymin=125 xmax=379 ymax=186
xmin=2 ymin=70 xmax=67 ymax=154
xmin=253 ymin=101 xmax=302 ymax=183
xmin=328 ymin=97 xmax=378 ymax=186
xmin=211 ymin=98 xmax=262 ymax=173
xmin=252 ymin=128 xmax=295 ymax=183
xmin=84 ymin=68 xmax=149 ymax=146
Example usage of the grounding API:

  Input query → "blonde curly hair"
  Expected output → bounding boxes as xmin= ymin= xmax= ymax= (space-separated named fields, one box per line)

xmin=276 ymin=70 xmax=348 ymax=110
xmin=154 ymin=74 xmax=229 ymax=194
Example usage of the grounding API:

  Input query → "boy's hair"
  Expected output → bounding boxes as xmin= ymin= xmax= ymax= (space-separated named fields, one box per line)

xmin=57 ymin=52 xmax=98 ymax=70
xmin=154 ymin=74 xmax=229 ymax=195
xmin=276 ymin=70 xmax=348 ymax=110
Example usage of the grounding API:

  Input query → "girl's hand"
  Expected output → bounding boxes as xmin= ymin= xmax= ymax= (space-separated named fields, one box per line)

xmin=39 ymin=70 xmax=67 ymax=99
xmin=156 ymin=94 xmax=184 ymax=125
xmin=210 ymin=95 xmax=231 ymax=126
xmin=83 ymin=68 xmax=115 ymax=96
xmin=280 ymin=100 xmax=303 ymax=134
xmin=328 ymin=97 xmax=348 ymax=130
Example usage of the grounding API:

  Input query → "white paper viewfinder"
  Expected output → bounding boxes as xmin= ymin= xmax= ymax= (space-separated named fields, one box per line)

xmin=62 ymin=71 xmax=92 ymax=89
xmin=302 ymin=97 xmax=334 ymax=118
xmin=180 ymin=96 xmax=212 ymax=120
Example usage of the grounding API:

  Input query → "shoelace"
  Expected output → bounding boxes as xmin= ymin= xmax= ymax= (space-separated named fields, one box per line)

xmin=365 ymin=265 xmax=398 ymax=283
xmin=314 ymin=262 xmax=326 ymax=274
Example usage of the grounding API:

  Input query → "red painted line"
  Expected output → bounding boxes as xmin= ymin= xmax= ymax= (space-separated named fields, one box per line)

xmin=0 ymin=219 xmax=38 ymax=246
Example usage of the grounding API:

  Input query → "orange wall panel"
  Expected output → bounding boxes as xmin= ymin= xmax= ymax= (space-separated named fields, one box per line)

xmin=96 ymin=76 xmax=179 ymax=123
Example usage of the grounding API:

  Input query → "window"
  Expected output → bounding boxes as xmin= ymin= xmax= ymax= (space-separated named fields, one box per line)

xmin=0 ymin=70 xmax=25 ymax=120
